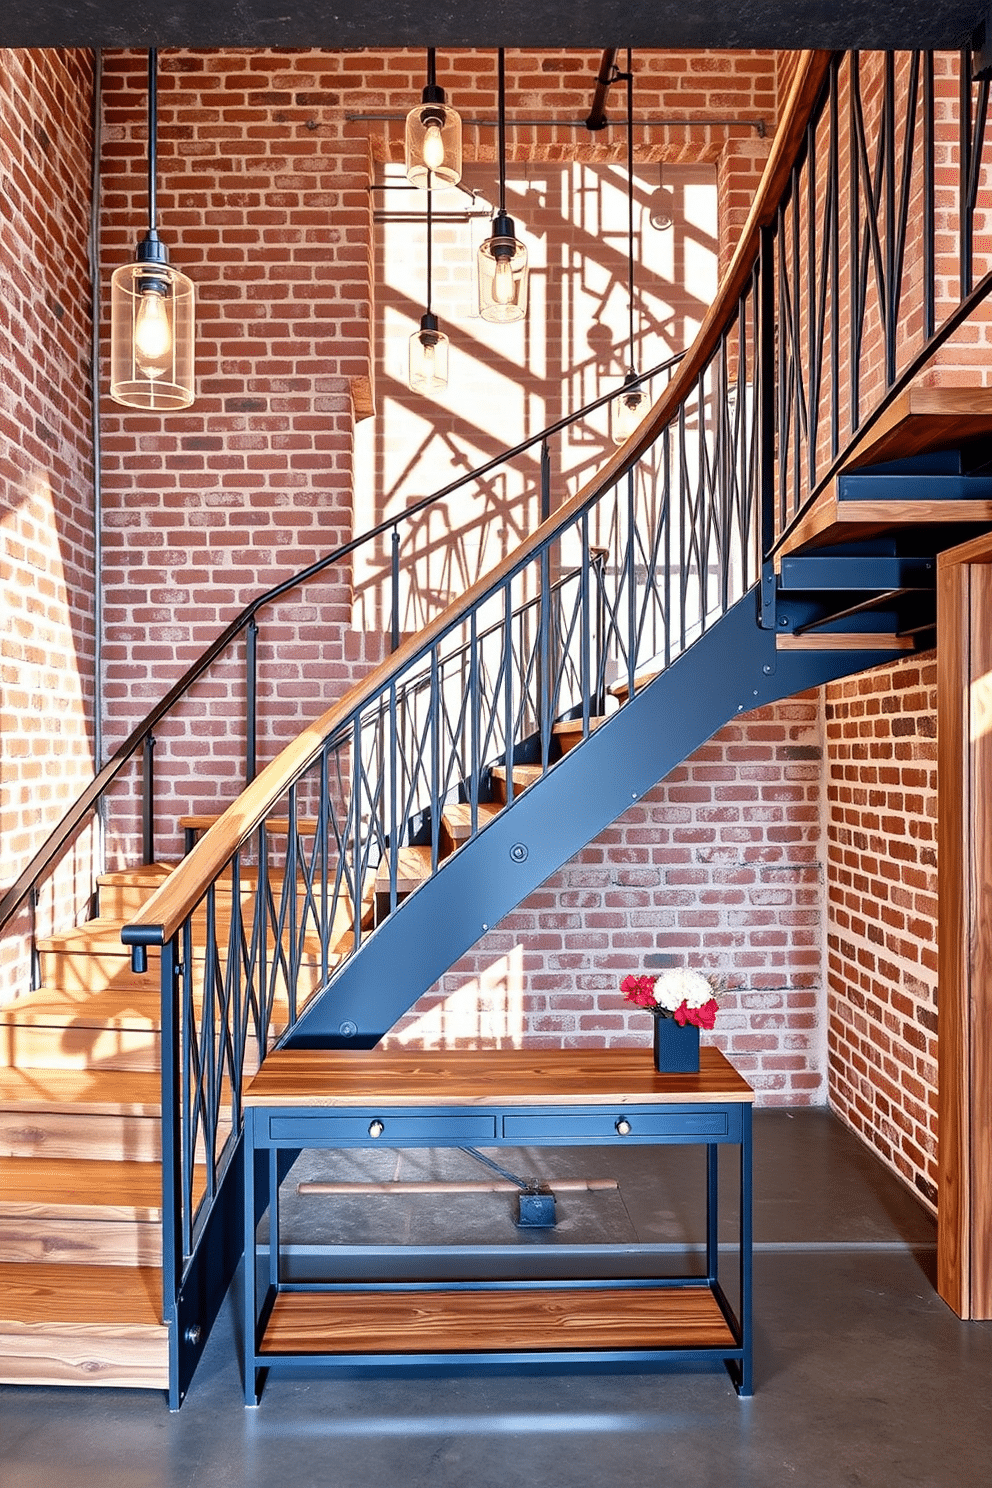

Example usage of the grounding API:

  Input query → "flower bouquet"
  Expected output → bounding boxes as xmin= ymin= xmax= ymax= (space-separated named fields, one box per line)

xmin=621 ymin=969 xmax=721 ymax=1073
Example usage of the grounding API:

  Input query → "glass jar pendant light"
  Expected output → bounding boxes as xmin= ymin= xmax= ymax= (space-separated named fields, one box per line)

xmin=110 ymin=49 xmax=195 ymax=411
xmin=478 ymin=49 xmax=528 ymax=324
xmin=409 ymin=187 xmax=449 ymax=394
xmin=405 ymin=48 xmax=462 ymax=190
xmin=611 ymin=50 xmax=647 ymax=445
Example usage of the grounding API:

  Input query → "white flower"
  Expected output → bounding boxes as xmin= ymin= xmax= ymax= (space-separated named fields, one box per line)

xmin=653 ymin=968 xmax=718 ymax=1012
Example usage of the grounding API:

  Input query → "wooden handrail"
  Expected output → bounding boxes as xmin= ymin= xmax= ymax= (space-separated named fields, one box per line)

xmin=123 ymin=51 xmax=832 ymax=953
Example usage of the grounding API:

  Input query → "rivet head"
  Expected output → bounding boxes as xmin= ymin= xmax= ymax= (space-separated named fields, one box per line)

xmin=510 ymin=842 xmax=528 ymax=863
xmin=339 ymin=1020 xmax=358 ymax=1038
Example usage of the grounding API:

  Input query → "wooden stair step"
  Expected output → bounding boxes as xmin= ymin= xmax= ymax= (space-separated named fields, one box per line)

xmin=96 ymin=864 xmax=173 ymax=918
xmin=375 ymin=845 xmax=435 ymax=897
xmin=490 ymin=763 xmax=543 ymax=802
xmin=552 ymin=716 xmax=607 ymax=754
xmin=439 ymin=801 xmax=503 ymax=853
xmin=0 ymin=1261 xmax=168 ymax=1388
xmin=0 ymin=1066 xmax=161 ymax=1117
xmin=843 ymin=384 xmax=992 ymax=470
xmin=0 ymin=1157 xmax=161 ymax=1220
xmin=779 ymin=385 xmax=992 ymax=556
xmin=776 ymin=631 xmax=916 ymax=652
xmin=0 ymin=1068 xmax=161 ymax=1162
xmin=0 ymin=1158 xmax=162 ymax=1267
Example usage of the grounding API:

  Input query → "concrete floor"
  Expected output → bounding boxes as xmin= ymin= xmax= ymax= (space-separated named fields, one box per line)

xmin=3 ymin=1109 xmax=991 ymax=1488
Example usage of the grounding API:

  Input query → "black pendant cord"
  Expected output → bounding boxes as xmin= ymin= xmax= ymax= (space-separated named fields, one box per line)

xmin=426 ymin=184 xmax=433 ymax=316
xmin=147 ymin=47 xmax=158 ymax=234
xmin=497 ymin=46 xmax=507 ymax=215
xmin=626 ymin=47 xmax=636 ymax=379
xmin=426 ymin=45 xmax=436 ymax=92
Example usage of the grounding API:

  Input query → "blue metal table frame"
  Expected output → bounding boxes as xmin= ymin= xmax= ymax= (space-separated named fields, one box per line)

xmin=242 ymin=1046 xmax=753 ymax=1404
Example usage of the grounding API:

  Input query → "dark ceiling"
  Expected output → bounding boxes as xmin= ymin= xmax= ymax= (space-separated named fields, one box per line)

xmin=1 ymin=1 xmax=988 ymax=51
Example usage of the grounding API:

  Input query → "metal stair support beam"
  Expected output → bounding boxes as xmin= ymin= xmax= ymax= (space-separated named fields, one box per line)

xmin=282 ymin=588 xmax=904 ymax=1047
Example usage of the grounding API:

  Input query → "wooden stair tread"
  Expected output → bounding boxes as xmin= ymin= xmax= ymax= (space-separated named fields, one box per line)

xmin=776 ymin=632 xmax=916 ymax=652
xmin=0 ymin=1066 xmax=160 ymax=1116
xmin=843 ymin=384 xmax=992 ymax=470
xmin=0 ymin=984 xmax=163 ymax=1031
xmin=0 ymin=1261 xmax=164 ymax=1329
xmin=491 ymin=763 xmax=543 ymax=800
xmin=439 ymin=801 xmax=502 ymax=846
xmin=375 ymin=845 xmax=434 ymax=894
xmin=552 ymin=716 xmax=607 ymax=752
xmin=779 ymin=493 xmax=992 ymax=556
xmin=37 ymin=915 xmax=326 ymax=960
xmin=178 ymin=814 xmax=320 ymax=834
xmin=261 ymin=1284 xmax=735 ymax=1355
xmin=97 ymin=865 xmax=173 ymax=888
xmin=0 ymin=1158 xmax=162 ymax=1220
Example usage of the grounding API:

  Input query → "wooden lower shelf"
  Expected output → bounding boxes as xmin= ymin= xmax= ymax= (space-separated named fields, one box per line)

xmin=260 ymin=1284 xmax=736 ymax=1356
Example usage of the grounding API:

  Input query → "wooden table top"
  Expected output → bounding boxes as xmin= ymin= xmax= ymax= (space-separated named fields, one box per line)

xmin=244 ymin=1045 xmax=753 ymax=1108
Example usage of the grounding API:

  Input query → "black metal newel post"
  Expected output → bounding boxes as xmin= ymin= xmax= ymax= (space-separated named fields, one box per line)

xmin=246 ymin=619 xmax=258 ymax=785
xmin=758 ymin=224 xmax=778 ymax=630
xmin=142 ymin=732 xmax=156 ymax=864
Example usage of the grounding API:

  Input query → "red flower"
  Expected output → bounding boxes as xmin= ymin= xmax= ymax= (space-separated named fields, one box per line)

xmin=620 ymin=973 xmax=658 ymax=1009
xmin=673 ymin=997 xmax=719 ymax=1030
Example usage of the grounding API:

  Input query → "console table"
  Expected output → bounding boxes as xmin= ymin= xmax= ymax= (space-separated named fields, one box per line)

xmin=242 ymin=1045 xmax=753 ymax=1404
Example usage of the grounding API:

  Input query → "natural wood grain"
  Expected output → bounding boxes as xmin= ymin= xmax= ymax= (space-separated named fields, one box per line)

xmin=0 ymin=1110 xmax=161 ymax=1163
xmin=0 ymin=1330 xmax=170 ymax=1389
xmin=11 ymin=55 xmax=836 ymax=954
xmin=0 ymin=1066 xmax=160 ymax=1117
xmin=374 ymin=845 xmax=434 ymax=895
xmin=439 ymin=801 xmax=502 ymax=851
xmin=843 ymin=386 xmax=992 ymax=470
xmin=261 ymin=1284 xmax=735 ymax=1356
xmin=178 ymin=815 xmax=320 ymax=835
xmin=552 ymin=716 xmax=607 ymax=754
xmin=775 ymin=632 xmax=914 ymax=652
xmin=491 ymin=763 xmax=543 ymax=801
xmin=0 ymin=1158 xmax=162 ymax=1220
xmin=245 ymin=1045 xmax=753 ymax=1108
xmin=779 ymin=493 xmax=992 ymax=557
xmin=937 ymin=533 xmax=992 ymax=1319
xmin=0 ymin=1261 xmax=163 ymax=1325
xmin=0 ymin=1219 xmax=161 ymax=1268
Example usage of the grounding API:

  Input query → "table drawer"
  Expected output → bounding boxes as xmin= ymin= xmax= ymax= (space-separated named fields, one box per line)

xmin=501 ymin=1109 xmax=733 ymax=1141
xmin=266 ymin=1113 xmax=497 ymax=1144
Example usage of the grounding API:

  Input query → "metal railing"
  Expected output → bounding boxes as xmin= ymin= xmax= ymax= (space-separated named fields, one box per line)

xmin=0 ymin=355 xmax=683 ymax=955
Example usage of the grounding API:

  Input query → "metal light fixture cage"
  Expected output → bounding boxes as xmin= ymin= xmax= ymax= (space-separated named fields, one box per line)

xmin=478 ymin=49 xmax=529 ymax=323
xmin=405 ymin=47 xmax=462 ymax=190
xmin=110 ymin=49 xmax=195 ymax=411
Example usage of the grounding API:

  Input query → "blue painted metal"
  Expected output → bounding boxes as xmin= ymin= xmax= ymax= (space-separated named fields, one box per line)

xmin=243 ymin=1089 xmax=753 ymax=1402
xmin=282 ymin=589 xmax=909 ymax=1046
xmin=838 ymin=471 xmax=992 ymax=500
xmin=779 ymin=555 xmax=936 ymax=590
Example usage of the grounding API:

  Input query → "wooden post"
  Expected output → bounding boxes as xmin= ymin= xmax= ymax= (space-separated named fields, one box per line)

xmin=937 ymin=531 xmax=992 ymax=1319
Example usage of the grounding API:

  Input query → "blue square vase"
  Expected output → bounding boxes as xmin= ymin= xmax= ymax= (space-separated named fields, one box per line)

xmin=653 ymin=1016 xmax=700 ymax=1073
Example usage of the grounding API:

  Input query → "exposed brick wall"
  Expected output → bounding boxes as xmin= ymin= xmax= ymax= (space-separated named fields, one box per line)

xmin=824 ymin=654 xmax=939 ymax=1210
xmin=96 ymin=46 xmax=778 ymax=864
xmin=0 ymin=50 xmax=97 ymax=1004
xmin=390 ymin=695 xmax=827 ymax=1106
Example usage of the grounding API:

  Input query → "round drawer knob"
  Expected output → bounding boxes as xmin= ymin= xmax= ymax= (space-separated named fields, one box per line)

xmin=368 ymin=1119 xmax=385 ymax=1138
xmin=615 ymin=1118 xmax=632 ymax=1136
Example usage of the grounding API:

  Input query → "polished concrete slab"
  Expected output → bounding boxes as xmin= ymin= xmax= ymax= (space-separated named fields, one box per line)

xmin=2 ymin=1109 xmax=990 ymax=1488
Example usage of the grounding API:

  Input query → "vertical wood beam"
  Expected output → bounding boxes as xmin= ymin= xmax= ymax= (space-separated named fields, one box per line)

xmin=937 ymin=537 xmax=992 ymax=1318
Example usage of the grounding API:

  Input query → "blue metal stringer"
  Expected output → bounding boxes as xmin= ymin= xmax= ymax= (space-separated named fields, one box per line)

xmin=282 ymin=587 xmax=901 ymax=1047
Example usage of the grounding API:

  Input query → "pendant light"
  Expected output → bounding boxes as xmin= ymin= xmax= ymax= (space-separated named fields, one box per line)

xmin=611 ymin=50 xmax=646 ymax=445
xmin=405 ymin=48 xmax=462 ymax=190
xmin=110 ymin=49 xmax=195 ymax=411
xmin=409 ymin=186 xmax=449 ymax=394
xmin=478 ymin=49 xmax=528 ymax=324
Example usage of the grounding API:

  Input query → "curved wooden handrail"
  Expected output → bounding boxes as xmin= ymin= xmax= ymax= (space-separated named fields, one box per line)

xmin=122 ymin=51 xmax=833 ymax=952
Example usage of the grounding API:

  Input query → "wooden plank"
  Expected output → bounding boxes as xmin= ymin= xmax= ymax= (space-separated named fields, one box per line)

xmin=0 ymin=1067 xmax=160 ymax=1117
xmin=843 ymin=386 xmax=992 ymax=471
xmin=0 ymin=1261 xmax=163 ymax=1325
xmin=261 ymin=1284 xmax=735 ymax=1356
xmin=776 ymin=633 xmax=914 ymax=652
xmin=779 ymin=493 xmax=992 ymax=557
xmin=937 ymin=535 xmax=992 ymax=1319
xmin=439 ymin=801 xmax=502 ymax=851
xmin=374 ymin=845 xmax=434 ymax=895
xmin=245 ymin=1046 xmax=753 ymax=1108
xmin=0 ymin=1329 xmax=169 ymax=1389
xmin=0 ymin=1158 xmax=162 ymax=1220
xmin=0 ymin=1111 xmax=161 ymax=1163
xmin=0 ymin=1219 xmax=161 ymax=1268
